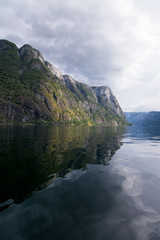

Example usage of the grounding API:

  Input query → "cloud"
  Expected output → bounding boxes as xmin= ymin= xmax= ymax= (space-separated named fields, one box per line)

xmin=1 ymin=0 xmax=160 ymax=111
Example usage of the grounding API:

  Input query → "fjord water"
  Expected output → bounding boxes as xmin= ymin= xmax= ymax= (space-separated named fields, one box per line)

xmin=0 ymin=126 xmax=160 ymax=240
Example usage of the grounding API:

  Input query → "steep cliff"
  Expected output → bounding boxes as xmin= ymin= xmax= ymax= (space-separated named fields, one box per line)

xmin=0 ymin=39 xmax=128 ymax=126
xmin=92 ymin=86 xmax=126 ymax=119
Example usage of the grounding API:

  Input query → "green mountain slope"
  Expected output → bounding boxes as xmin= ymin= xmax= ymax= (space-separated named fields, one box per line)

xmin=0 ymin=39 xmax=128 ymax=126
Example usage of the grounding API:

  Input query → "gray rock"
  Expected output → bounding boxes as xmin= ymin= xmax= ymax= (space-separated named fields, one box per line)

xmin=45 ymin=61 xmax=64 ymax=82
xmin=92 ymin=86 xmax=126 ymax=118
xmin=19 ymin=44 xmax=45 ymax=64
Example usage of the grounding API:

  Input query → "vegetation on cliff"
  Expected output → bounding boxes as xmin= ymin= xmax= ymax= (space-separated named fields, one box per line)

xmin=0 ymin=39 xmax=128 ymax=126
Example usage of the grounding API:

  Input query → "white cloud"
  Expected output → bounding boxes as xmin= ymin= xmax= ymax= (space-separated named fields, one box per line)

xmin=1 ymin=0 xmax=160 ymax=111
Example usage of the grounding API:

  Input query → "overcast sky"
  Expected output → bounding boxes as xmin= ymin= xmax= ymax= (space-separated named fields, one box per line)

xmin=1 ymin=0 xmax=160 ymax=112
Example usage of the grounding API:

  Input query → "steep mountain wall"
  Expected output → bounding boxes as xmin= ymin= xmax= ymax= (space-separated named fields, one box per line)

xmin=0 ymin=39 xmax=128 ymax=126
xmin=92 ymin=86 xmax=126 ymax=118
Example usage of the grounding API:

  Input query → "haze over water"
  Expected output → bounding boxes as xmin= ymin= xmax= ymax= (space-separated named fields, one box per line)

xmin=0 ymin=125 xmax=160 ymax=240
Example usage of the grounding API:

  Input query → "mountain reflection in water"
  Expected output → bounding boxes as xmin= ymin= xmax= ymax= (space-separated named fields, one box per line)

xmin=1 ymin=126 xmax=160 ymax=240
xmin=0 ymin=125 xmax=125 ymax=207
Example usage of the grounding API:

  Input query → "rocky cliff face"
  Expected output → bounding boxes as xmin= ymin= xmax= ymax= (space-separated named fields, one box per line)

xmin=45 ymin=61 xmax=64 ymax=82
xmin=92 ymin=86 xmax=125 ymax=118
xmin=0 ymin=39 xmax=128 ymax=126
xmin=19 ymin=44 xmax=45 ymax=64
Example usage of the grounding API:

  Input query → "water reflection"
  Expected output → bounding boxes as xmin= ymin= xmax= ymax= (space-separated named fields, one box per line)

xmin=0 ymin=125 xmax=125 ymax=207
xmin=124 ymin=126 xmax=160 ymax=141
xmin=1 ymin=126 xmax=160 ymax=239
xmin=112 ymin=126 xmax=160 ymax=240
xmin=0 ymin=165 xmax=136 ymax=240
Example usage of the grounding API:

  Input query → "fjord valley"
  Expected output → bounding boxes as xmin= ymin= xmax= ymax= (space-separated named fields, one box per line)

xmin=2 ymin=39 xmax=160 ymax=240
xmin=0 ymin=39 xmax=128 ymax=126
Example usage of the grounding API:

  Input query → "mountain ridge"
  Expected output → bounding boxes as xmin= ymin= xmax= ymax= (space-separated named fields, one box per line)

xmin=0 ymin=39 xmax=128 ymax=126
xmin=125 ymin=112 xmax=148 ymax=126
xmin=125 ymin=111 xmax=160 ymax=126
xmin=142 ymin=111 xmax=160 ymax=126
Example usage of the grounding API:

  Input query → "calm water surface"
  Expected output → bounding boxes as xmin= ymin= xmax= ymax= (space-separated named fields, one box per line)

xmin=0 ymin=125 xmax=160 ymax=240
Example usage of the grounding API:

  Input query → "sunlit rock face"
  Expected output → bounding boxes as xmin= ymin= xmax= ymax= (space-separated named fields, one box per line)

xmin=92 ymin=86 xmax=126 ymax=118
xmin=45 ymin=61 xmax=64 ymax=82
xmin=19 ymin=44 xmax=45 ymax=64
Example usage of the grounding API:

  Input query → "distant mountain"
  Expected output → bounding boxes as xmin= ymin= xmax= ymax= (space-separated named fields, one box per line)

xmin=0 ymin=39 xmax=128 ymax=126
xmin=125 ymin=111 xmax=160 ymax=126
xmin=125 ymin=112 xmax=148 ymax=125
xmin=142 ymin=111 xmax=160 ymax=126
